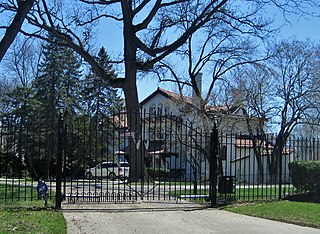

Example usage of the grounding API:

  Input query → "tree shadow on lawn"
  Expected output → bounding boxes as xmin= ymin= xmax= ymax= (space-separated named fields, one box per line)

xmin=284 ymin=192 xmax=320 ymax=203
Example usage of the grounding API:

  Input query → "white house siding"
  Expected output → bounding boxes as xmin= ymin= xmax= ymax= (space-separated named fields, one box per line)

xmin=220 ymin=134 xmax=294 ymax=185
xmin=142 ymin=93 xmax=178 ymax=116
xmin=140 ymin=88 xmax=264 ymax=183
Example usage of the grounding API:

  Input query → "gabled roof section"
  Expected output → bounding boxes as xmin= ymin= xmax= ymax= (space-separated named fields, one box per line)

xmin=140 ymin=88 xmax=191 ymax=106
xmin=206 ymin=105 xmax=244 ymax=115
xmin=235 ymin=136 xmax=294 ymax=155
xmin=140 ymin=88 xmax=242 ymax=113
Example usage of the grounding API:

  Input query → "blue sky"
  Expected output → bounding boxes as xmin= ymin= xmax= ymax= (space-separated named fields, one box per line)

xmin=96 ymin=12 xmax=320 ymax=102
xmin=1 ymin=4 xmax=319 ymax=102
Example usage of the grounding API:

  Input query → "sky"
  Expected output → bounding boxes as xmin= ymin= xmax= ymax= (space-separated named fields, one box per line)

xmin=1 ymin=3 xmax=320 ymax=102
xmin=96 ymin=9 xmax=320 ymax=102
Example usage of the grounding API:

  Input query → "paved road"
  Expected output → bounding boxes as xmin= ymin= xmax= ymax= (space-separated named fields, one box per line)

xmin=62 ymin=201 xmax=320 ymax=234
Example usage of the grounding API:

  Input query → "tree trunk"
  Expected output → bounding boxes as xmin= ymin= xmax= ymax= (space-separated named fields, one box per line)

xmin=122 ymin=33 xmax=145 ymax=181
xmin=268 ymin=135 xmax=284 ymax=184
xmin=123 ymin=84 xmax=145 ymax=181
xmin=246 ymin=119 xmax=264 ymax=184
xmin=119 ymin=1 xmax=148 ymax=182
xmin=193 ymin=167 xmax=198 ymax=195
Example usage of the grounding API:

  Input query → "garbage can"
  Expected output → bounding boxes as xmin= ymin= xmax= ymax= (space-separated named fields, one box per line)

xmin=218 ymin=176 xmax=235 ymax=193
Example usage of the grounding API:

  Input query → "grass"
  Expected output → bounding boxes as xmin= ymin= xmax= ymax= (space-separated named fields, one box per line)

xmin=0 ymin=184 xmax=66 ymax=234
xmin=224 ymin=200 xmax=320 ymax=229
xmin=0 ymin=183 xmax=38 ymax=202
xmin=0 ymin=207 xmax=66 ymax=234
xmin=233 ymin=185 xmax=293 ymax=200
xmin=169 ymin=186 xmax=289 ymax=198
xmin=126 ymin=181 xmax=196 ymax=186
xmin=0 ymin=183 xmax=39 ymax=201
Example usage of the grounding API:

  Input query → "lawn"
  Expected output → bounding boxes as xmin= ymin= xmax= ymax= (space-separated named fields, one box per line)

xmin=0 ymin=182 xmax=56 ymax=202
xmin=0 ymin=184 xmax=67 ymax=234
xmin=224 ymin=200 xmax=320 ymax=229
xmin=170 ymin=185 xmax=320 ymax=229
xmin=0 ymin=207 xmax=66 ymax=234
xmin=169 ymin=185 xmax=292 ymax=201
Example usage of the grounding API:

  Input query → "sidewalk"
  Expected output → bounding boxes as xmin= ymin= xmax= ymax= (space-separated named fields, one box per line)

xmin=62 ymin=201 xmax=320 ymax=234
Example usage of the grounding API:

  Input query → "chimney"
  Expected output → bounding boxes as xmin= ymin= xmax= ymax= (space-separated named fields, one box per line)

xmin=192 ymin=72 xmax=202 ymax=102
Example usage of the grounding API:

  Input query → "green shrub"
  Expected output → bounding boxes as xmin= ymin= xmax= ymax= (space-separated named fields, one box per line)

xmin=289 ymin=161 xmax=320 ymax=195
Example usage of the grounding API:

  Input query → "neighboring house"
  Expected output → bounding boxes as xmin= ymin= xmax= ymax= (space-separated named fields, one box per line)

xmin=227 ymin=136 xmax=294 ymax=184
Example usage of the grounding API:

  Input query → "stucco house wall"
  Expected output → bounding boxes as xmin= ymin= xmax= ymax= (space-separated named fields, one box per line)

xmin=139 ymin=88 xmax=262 ymax=181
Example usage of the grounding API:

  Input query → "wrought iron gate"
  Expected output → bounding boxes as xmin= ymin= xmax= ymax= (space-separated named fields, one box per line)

xmin=60 ymin=112 xmax=212 ymax=205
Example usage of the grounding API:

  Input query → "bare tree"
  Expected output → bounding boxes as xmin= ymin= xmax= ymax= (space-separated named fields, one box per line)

xmin=228 ymin=39 xmax=320 ymax=183
xmin=3 ymin=38 xmax=41 ymax=87
xmin=0 ymin=38 xmax=42 ymax=178
xmin=0 ymin=0 xmax=319 ymax=181
xmin=157 ymin=13 xmax=270 ymax=112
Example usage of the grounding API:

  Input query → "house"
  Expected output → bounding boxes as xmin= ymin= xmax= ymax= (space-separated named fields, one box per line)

xmin=226 ymin=135 xmax=294 ymax=184
xmin=140 ymin=87 xmax=259 ymax=134
xmin=117 ymin=81 xmax=294 ymax=184
xmin=138 ymin=87 xmax=263 ymax=181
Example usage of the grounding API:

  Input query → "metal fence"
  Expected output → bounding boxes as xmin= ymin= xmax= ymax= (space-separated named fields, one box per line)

xmin=0 ymin=115 xmax=58 ymax=204
xmin=218 ymin=132 xmax=320 ymax=201
xmin=0 ymin=112 xmax=319 ymax=207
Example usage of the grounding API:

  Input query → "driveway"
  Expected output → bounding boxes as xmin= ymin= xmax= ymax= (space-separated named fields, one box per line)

xmin=62 ymin=201 xmax=320 ymax=234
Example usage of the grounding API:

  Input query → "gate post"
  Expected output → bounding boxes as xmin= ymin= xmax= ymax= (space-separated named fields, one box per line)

xmin=55 ymin=110 xmax=64 ymax=209
xmin=209 ymin=121 xmax=219 ymax=207
xmin=278 ymin=139 xmax=283 ymax=200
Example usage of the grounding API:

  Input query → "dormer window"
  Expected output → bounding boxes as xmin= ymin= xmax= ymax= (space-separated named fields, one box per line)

xmin=157 ymin=104 xmax=163 ymax=116
xmin=165 ymin=106 xmax=170 ymax=115
xmin=149 ymin=104 xmax=156 ymax=115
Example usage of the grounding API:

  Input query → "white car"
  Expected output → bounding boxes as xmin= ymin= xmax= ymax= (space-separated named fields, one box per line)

xmin=119 ymin=162 xmax=130 ymax=178
xmin=85 ymin=162 xmax=128 ymax=180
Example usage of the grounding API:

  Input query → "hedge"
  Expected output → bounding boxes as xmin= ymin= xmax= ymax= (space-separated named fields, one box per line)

xmin=289 ymin=161 xmax=320 ymax=195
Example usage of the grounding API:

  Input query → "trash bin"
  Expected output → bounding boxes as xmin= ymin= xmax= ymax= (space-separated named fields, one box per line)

xmin=218 ymin=176 xmax=235 ymax=193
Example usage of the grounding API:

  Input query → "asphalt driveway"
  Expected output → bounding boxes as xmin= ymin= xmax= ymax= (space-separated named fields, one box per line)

xmin=62 ymin=201 xmax=320 ymax=234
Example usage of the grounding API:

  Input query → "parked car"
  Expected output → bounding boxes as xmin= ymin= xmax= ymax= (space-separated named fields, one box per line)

xmin=119 ymin=162 xmax=130 ymax=178
xmin=85 ymin=162 xmax=128 ymax=180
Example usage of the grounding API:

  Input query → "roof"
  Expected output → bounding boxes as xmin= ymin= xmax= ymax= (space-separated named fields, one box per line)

xmin=140 ymin=88 xmax=191 ymax=106
xmin=235 ymin=138 xmax=294 ymax=155
xmin=140 ymin=88 xmax=242 ymax=115
xmin=235 ymin=138 xmax=268 ymax=148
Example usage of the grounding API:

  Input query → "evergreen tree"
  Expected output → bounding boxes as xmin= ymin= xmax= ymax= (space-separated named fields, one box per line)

xmin=32 ymin=32 xmax=82 ymax=179
xmin=34 ymin=33 xmax=81 ymax=120
xmin=80 ymin=47 xmax=121 ymax=118
xmin=75 ymin=47 xmax=121 ymax=172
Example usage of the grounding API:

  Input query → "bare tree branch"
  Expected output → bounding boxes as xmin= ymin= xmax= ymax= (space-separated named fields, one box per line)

xmin=0 ymin=0 xmax=35 ymax=62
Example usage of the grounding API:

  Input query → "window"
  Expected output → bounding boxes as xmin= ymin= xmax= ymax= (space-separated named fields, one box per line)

xmin=156 ymin=128 xmax=164 ymax=140
xmin=220 ymin=145 xmax=227 ymax=160
xmin=157 ymin=103 xmax=163 ymax=116
xmin=165 ymin=106 xmax=170 ymax=115
xmin=101 ymin=162 xmax=119 ymax=168
xmin=120 ymin=162 xmax=130 ymax=167
xmin=149 ymin=104 xmax=156 ymax=115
